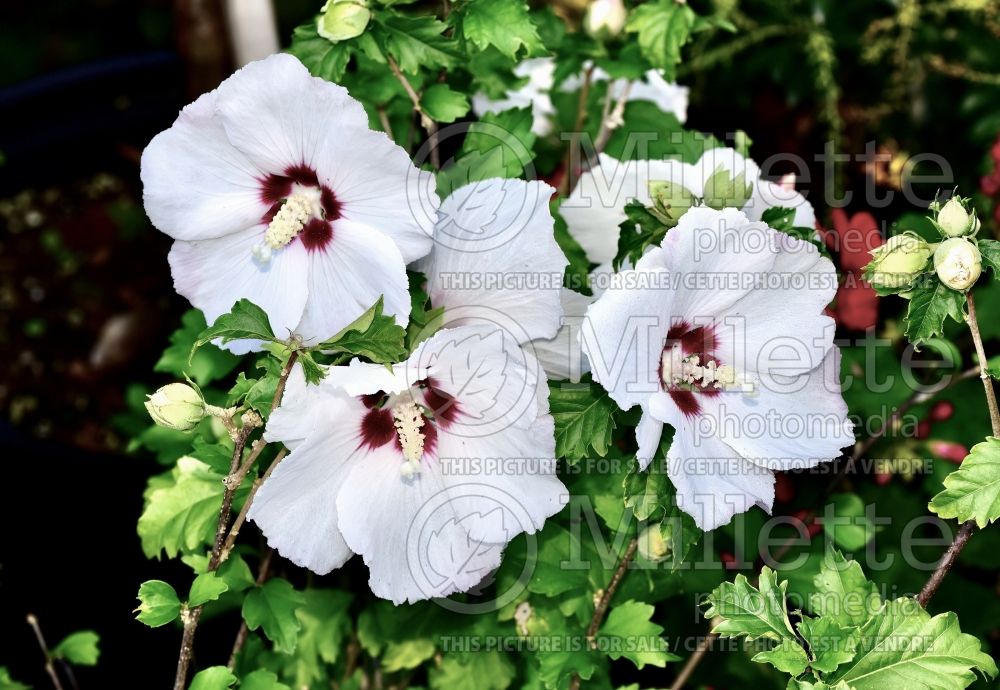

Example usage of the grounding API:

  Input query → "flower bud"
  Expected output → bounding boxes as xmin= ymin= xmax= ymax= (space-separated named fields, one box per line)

xmin=317 ymin=0 xmax=371 ymax=43
xmin=864 ymin=232 xmax=932 ymax=290
xmin=935 ymin=197 xmax=978 ymax=237
xmin=144 ymin=383 xmax=205 ymax=432
xmin=934 ymin=237 xmax=982 ymax=291
xmin=702 ymin=168 xmax=753 ymax=211
xmin=584 ymin=0 xmax=627 ymax=40
xmin=637 ymin=523 xmax=672 ymax=563
xmin=647 ymin=180 xmax=695 ymax=227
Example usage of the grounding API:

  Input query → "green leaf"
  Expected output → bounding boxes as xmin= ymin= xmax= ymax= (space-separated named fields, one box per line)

xmin=436 ymin=107 xmax=537 ymax=197
xmin=826 ymin=493 xmax=876 ymax=551
xmin=240 ymin=670 xmax=291 ymax=690
xmin=193 ymin=299 xmax=276 ymax=357
xmin=752 ymin=638 xmax=809 ymax=675
xmin=421 ymin=83 xmax=470 ymax=123
xmin=135 ymin=580 xmax=181 ymax=627
xmin=242 ymin=578 xmax=306 ymax=653
xmin=52 ymin=631 xmax=100 ymax=666
xmin=797 ymin=615 xmax=856 ymax=674
xmin=430 ymin=651 xmax=516 ymax=690
xmin=372 ymin=13 xmax=459 ymax=74
xmin=552 ymin=206 xmax=590 ymax=292
xmin=929 ymin=436 xmax=1000 ymax=527
xmin=624 ymin=458 xmax=671 ymax=522
xmin=625 ymin=0 xmax=697 ymax=80
xmin=288 ymin=21 xmax=353 ymax=82
xmin=155 ymin=309 xmax=240 ymax=386
xmin=599 ymin=600 xmax=679 ymax=669
xmin=297 ymin=351 xmax=327 ymax=385
xmin=704 ymin=566 xmax=797 ymax=642
xmin=548 ymin=381 xmax=617 ymax=461
xmin=452 ymin=0 xmax=543 ymax=59
xmin=189 ymin=666 xmax=237 ymax=690
xmin=138 ymin=458 xmax=246 ymax=559
xmin=827 ymin=597 xmax=998 ymax=690
xmin=809 ymin=546 xmax=881 ymax=628
xmin=217 ymin=553 xmax=256 ymax=594
xmin=978 ymin=238 xmax=1000 ymax=274
xmin=904 ymin=278 xmax=965 ymax=345
xmin=188 ymin=571 xmax=229 ymax=607
xmin=383 ymin=639 xmax=436 ymax=673
xmin=761 ymin=206 xmax=796 ymax=232
xmin=285 ymin=590 xmax=353 ymax=687
xmin=615 ymin=201 xmax=671 ymax=271
xmin=0 ymin=667 xmax=30 ymax=690
xmin=318 ymin=296 xmax=407 ymax=364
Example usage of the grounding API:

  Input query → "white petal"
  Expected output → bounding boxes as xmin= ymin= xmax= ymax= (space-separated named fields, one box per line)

xmin=700 ymin=348 xmax=854 ymax=470
xmin=714 ymin=230 xmax=838 ymax=377
xmin=295 ymin=219 xmax=411 ymax=345
xmin=249 ymin=396 xmax=366 ymax=574
xmin=140 ymin=89 xmax=266 ymax=242
xmin=635 ymin=408 xmax=663 ymax=469
xmin=263 ymin=362 xmax=335 ymax=449
xmin=214 ymin=54 xmax=369 ymax=174
xmin=168 ymin=229 xmax=309 ymax=349
xmin=627 ymin=70 xmax=689 ymax=123
xmin=471 ymin=58 xmax=555 ymax=137
xmin=336 ymin=449 xmax=505 ymax=604
xmin=422 ymin=179 xmax=566 ymax=343
xmin=405 ymin=325 xmax=542 ymax=438
xmin=530 ymin=288 xmax=594 ymax=382
xmin=745 ymin=180 xmax=816 ymax=229
xmin=580 ymin=263 xmax=671 ymax=411
xmin=322 ymin=358 xmax=410 ymax=397
xmin=316 ymin=127 xmax=437 ymax=264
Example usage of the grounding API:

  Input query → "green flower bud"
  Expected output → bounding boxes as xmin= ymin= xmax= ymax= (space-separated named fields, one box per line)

xmin=935 ymin=196 xmax=978 ymax=237
xmin=702 ymin=167 xmax=753 ymax=210
xmin=638 ymin=523 xmax=672 ymax=563
xmin=584 ymin=0 xmax=627 ymax=40
xmin=934 ymin=237 xmax=982 ymax=291
xmin=144 ymin=382 xmax=205 ymax=432
xmin=648 ymin=180 xmax=696 ymax=227
xmin=317 ymin=0 xmax=371 ymax=43
xmin=864 ymin=232 xmax=932 ymax=290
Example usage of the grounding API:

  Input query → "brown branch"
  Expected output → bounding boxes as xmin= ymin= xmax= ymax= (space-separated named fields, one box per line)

xmin=592 ymin=81 xmax=633 ymax=156
xmin=228 ymin=549 xmax=275 ymax=670
xmin=668 ymin=632 xmax=718 ymax=690
xmin=569 ymin=538 xmax=639 ymax=690
xmin=917 ymin=520 xmax=975 ymax=607
xmin=219 ymin=448 xmax=288 ymax=565
xmin=386 ymin=56 xmax=440 ymax=169
xmin=26 ymin=614 xmax=65 ymax=690
xmin=966 ymin=292 xmax=1000 ymax=436
xmin=560 ymin=64 xmax=595 ymax=197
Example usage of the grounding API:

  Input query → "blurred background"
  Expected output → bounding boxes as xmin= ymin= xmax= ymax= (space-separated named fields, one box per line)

xmin=1 ymin=0 xmax=999 ymax=687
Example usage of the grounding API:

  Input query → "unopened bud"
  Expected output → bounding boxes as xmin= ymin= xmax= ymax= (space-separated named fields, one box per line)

xmin=702 ymin=167 xmax=753 ymax=210
xmin=934 ymin=237 xmax=982 ymax=291
xmin=145 ymin=383 xmax=205 ymax=432
xmin=935 ymin=196 xmax=978 ymax=237
xmin=648 ymin=180 xmax=695 ymax=227
xmin=584 ymin=0 xmax=627 ymax=40
xmin=864 ymin=232 xmax=932 ymax=290
xmin=317 ymin=0 xmax=371 ymax=43
xmin=638 ymin=523 xmax=672 ymax=563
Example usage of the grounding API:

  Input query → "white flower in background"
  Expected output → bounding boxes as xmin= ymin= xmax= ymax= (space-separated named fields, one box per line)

xmin=248 ymin=325 xmax=567 ymax=604
xmin=562 ymin=66 xmax=690 ymax=124
xmin=581 ymin=207 xmax=853 ymax=530
xmin=141 ymin=54 xmax=437 ymax=352
xmin=561 ymin=147 xmax=815 ymax=265
xmin=471 ymin=60 xmax=689 ymax=137
xmin=471 ymin=58 xmax=557 ymax=137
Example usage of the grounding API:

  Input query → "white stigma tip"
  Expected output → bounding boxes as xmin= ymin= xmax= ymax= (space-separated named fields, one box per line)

xmin=252 ymin=243 xmax=272 ymax=264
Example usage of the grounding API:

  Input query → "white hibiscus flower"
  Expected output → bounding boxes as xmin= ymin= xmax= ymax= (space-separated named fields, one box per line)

xmin=580 ymin=207 xmax=853 ymax=530
xmin=141 ymin=54 xmax=437 ymax=352
xmin=561 ymin=65 xmax=689 ymax=124
xmin=248 ymin=324 xmax=567 ymax=604
xmin=560 ymin=147 xmax=816 ymax=265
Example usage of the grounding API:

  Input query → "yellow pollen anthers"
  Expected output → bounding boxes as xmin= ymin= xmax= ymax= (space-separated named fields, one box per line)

xmin=393 ymin=401 xmax=426 ymax=476
xmin=661 ymin=346 xmax=738 ymax=390
xmin=265 ymin=194 xmax=315 ymax=249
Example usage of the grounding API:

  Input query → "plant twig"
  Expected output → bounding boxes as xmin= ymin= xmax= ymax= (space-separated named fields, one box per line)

xmin=560 ymin=64 xmax=595 ymax=197
xmin=219 ymin=448 xmax=288 ymax=565
xmin=228 ymin=548 xmax=275 ymax=670
xmin=568 ymin=538 xmax=639 ymax=690
xmin=173 ymin=352 xmax=298 ymax=690
xmin=593 ymin=81 xmax=633 ymax=156
xmin=668 ymin=632 xmax=718 ymax=690
xmin=26 ymin=614 xmax=65 ymax=690
xmin=386 ymin=56 xmax=440 ymax=169
xmin=915 ymin=292 xmax=1000 ymax=608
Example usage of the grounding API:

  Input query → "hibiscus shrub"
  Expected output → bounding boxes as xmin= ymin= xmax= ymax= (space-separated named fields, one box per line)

xmin=51 ymin=1 xmax=1000 ymax=690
